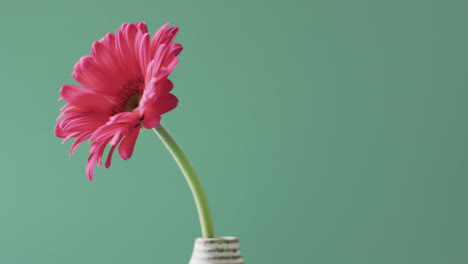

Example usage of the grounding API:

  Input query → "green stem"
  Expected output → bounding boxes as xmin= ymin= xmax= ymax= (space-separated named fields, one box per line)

xmin=153 ymin=123 xmax=216 ymax=238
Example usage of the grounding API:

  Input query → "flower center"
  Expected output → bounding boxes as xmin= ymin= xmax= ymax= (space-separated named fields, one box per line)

xmin=112 ymin=79 xmax=144 ymax=114
xmin=123 ymin=93 xmax=143 ymax=112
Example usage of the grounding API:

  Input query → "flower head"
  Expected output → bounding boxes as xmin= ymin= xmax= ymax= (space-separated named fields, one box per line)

xmin=55 ymin=22 xmax=182 ymax=181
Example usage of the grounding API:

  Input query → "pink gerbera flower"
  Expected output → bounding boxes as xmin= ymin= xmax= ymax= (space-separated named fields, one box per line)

xmin=55 ymin=22 xmax=182 ymax=181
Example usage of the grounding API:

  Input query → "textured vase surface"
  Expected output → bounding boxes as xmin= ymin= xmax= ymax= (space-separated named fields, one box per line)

xmin=189 ymin=236 xmax=245 ymax=264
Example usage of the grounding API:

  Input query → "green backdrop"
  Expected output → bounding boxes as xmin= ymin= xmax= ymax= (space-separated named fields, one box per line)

xmin=1 ymin=0 xmax=467 ymax=263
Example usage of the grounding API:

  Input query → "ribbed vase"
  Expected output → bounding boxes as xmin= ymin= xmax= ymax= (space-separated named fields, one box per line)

xmin=189 ymin=237 xmax=245 ymax=264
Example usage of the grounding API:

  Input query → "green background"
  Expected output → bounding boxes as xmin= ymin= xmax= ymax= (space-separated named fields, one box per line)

xmin=0 ymin=0 xmax=467 ymax=263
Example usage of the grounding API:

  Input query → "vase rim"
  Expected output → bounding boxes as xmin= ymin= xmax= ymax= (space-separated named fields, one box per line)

xmin=194 ymin=236 xmax=239 ymax=243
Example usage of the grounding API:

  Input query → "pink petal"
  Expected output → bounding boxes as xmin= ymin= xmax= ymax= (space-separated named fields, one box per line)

xmin=86 ymin=153 xmax=98 ymax=181
xmin=161 ymin=27 xmax=179 ymax=48
xmin=137 ymin=33 xmax=151 ymax=78
xmin=62 ymin=132 xmax=80 ymax=144
xmin=96 ymin=141 xmax=110 ymax=166
xmin=105 ymin=144 xmax=117 ymax=168
xmin=54 ymin=123 xmax=67 ymax=138
xmin=110 ymin=132 xmax=123 ymax=146
xmin=107 ymin=111 xmax=140 ymax=126
xmin=152 ymin=43 xmax=169 ymax=73
xmin=169 ymin=43 xmax=183 ymax=57
xmin=150 ymin=23 xmax=171 ymax=58
xmin=141 ymin=93 xmax=178 ymax=130
xmin=70 ymin=133 xmax=92 ymax=156
xmin=91 ymin=41 xmax=126 ymax=85
xmin=77 ymin=59 xmax=123 ymax=96
xmin=156 ymin=78 xmax=174 ymax=94
xmin=142 ymin=108 xmax=162 ymax=129
xmin=155 ymin=93 xmax=179 ymax=114
xmin=60 ymin=85 xmax=113 ymax=114
xmin=89 ymin=124 xmax=122 ymax=142
xmin=139 ymin=78 xmax=174 ymax=114
xmin=118 ymin=125 xmax=141 ymax=160
xmin=135 ymin=22 xmax=148 ymax=34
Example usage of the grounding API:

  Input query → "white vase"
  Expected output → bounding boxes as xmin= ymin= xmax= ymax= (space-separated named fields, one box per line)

xmin=189 ymin=236 xmax=245 ymax=264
